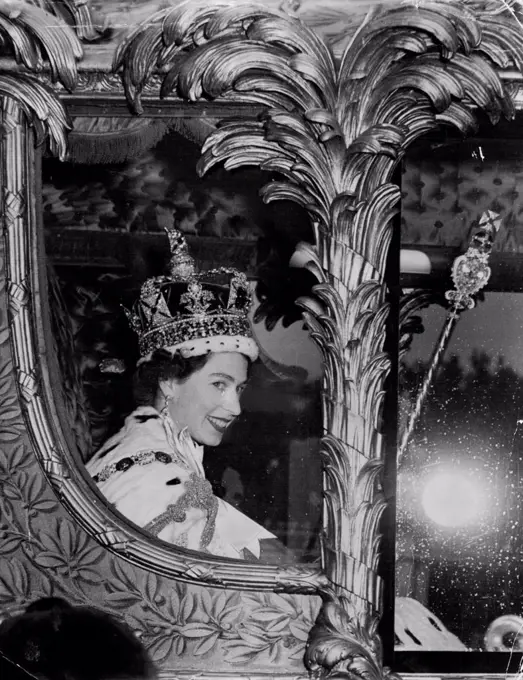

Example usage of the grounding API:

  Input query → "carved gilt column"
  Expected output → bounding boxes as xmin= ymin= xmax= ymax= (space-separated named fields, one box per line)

xmin=1 ymin=97 xmax=40 ymax=404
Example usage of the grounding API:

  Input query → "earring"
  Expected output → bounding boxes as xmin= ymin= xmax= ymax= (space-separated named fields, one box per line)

xmin=161 ymin=395 xmax=173 ymax=420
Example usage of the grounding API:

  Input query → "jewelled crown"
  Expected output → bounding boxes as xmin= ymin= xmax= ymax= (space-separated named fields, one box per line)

xmin=123 ymin=227 xmax=259 ymax=362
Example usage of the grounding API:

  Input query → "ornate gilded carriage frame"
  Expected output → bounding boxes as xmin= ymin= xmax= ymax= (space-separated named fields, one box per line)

xmin=3 ymin=1 xmax=523 ymax=678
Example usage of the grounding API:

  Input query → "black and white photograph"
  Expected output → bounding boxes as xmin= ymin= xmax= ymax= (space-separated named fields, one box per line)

xmin=2 ymin=0 xmax=523 ymax=678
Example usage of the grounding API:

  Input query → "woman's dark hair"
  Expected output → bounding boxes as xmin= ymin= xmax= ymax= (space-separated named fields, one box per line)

xmin=0 ymin=597 xmax=156 ymax=680
xmin=132 ymin=349 xmax=210 ymax=406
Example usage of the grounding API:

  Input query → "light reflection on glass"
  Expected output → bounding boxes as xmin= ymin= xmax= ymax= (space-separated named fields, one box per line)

xmin=420 ymin=468 xmax=487 ymax=528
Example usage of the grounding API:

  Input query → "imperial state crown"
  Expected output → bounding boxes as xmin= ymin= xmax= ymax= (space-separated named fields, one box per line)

xmin=123 ymin=227 xmax=259 ymax=361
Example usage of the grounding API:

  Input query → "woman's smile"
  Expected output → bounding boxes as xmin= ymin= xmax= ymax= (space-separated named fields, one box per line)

xmin=207 ymin=416 xmax=234 ymax=434
xmin=165 ymin=352 xmax=248 ymax=446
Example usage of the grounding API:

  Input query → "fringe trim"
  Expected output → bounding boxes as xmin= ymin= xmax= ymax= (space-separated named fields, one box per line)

xmin=65 ymin=117 xmax=218 ymax=165
xmin=65 ymin=120 xmax=170 ymax=165
xmin=168 ymin=118 xmax=218 ymax=146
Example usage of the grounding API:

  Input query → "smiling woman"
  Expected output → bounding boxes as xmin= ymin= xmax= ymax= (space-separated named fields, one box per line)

xmin=85 ymin=227 xmax=289 ymax=562
xmin=159 ymin=352 xmax=248 ymax=448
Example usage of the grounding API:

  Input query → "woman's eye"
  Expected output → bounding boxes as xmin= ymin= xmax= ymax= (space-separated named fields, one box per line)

xmin=213 ymin=381 xmax=226 ymax=392
xmin=237 ymin=384 xmax=246 ymax=395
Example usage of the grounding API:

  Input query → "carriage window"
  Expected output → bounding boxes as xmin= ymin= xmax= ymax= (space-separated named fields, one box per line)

xmin=44 ymin=117 xmax=322 ymax=564
xmin=397 ymin=292 xmax=523 ymax=652
xmin=396 ymin=132 xmax=523 ymax=668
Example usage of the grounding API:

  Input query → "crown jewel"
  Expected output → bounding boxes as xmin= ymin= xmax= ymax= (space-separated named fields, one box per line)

xmin=124 ymin=227 xmax=258 ymax=361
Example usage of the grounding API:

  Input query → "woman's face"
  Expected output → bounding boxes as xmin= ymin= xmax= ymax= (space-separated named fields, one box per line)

xmin=165 ymin=352 xmax=249 ymax=446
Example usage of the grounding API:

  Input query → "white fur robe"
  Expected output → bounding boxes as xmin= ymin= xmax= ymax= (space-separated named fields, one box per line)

xmin=87 ymin=406 xmax=276 ymax=559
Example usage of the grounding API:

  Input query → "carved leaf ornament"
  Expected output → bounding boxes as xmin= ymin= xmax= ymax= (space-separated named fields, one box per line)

xmin=113 ymin=1 xmax=523 ymax=675
xmin=0 ymin=1 xmax=81 ymax=157
xmin=26 ymin=0 xmax=107 ymax=42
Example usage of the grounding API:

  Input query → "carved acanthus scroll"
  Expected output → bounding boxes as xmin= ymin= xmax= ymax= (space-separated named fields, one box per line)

xmin=0 ymin=2 xmax=81 ymax=158
xmin=25 ymin=0 xmax=107 ymax=42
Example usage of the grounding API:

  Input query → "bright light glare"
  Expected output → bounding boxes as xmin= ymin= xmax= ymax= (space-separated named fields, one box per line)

xmin=421 ymin=471 xmax=484 ymax=527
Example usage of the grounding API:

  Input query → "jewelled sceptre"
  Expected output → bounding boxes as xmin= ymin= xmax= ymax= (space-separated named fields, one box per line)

xmin=397 ymin=210 xmax=502 ymax=467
